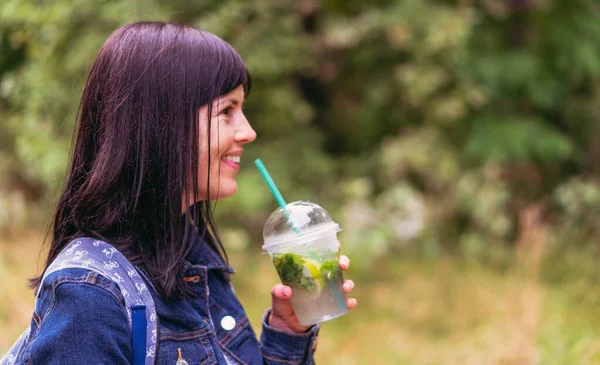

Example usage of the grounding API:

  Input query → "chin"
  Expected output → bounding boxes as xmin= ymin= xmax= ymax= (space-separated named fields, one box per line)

xmin=211 ymin=182 xmax=238 ymax=200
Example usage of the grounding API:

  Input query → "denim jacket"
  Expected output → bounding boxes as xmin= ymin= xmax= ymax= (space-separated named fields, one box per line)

xmin=14 ymin=235 xmax=319 ymax=364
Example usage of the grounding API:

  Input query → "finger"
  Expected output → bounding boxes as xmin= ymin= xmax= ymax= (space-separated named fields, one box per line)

xmin=271 ymin=284 xmax=292 ymax=300
xmin=337 ymin=241 xmax=341 ymax=252
xmin=270 ymin=284 xmax=298 ymax=329
xmin=342 ymin=280 xmax=354 ymax=293
xmin=347 ymin=298 xmax=357 ymax=309
xmin=339 ymin=255 xmax=350 ymax=270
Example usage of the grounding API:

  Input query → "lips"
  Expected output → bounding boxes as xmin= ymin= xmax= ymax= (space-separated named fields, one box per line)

xmin=222 ymin=155 xmax=241 ymax=164
xmin=221 ymin=154 xmax=241 ymax=170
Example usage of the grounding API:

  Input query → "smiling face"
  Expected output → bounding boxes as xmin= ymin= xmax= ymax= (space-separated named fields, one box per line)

xmin=194 ymin=85 xmax=256 ymax=202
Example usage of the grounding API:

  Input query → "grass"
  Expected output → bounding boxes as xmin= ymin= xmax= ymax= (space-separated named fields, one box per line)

xmin=0 ymin=231 xmax=47 ymax=352
xmin=2 ymin=233 xmax=600 ymax=364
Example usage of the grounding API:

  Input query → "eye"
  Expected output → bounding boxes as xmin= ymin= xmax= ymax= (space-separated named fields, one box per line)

xmin=219 ymin=106 xmax=233 ymax=117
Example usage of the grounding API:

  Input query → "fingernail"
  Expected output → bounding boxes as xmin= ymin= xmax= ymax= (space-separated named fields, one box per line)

xmin=284 ymin=287 xmax=292 ymax=297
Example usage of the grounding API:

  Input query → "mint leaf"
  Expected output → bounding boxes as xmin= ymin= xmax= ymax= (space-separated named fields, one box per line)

xmin=320 ymin=260 xmax=342 ymax=281
xmin=300 ymin=276 xmax=315 ymax=290
xmin=272 ymin=253 xmax=315 ymax=290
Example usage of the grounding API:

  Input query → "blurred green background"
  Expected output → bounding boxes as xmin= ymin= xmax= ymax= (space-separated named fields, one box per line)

xmin=2 ymin=0 xmax=600 ymax=363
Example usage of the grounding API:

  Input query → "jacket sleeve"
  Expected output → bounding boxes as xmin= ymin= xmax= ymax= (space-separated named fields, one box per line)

xmin=260 ymin=309 xmax=319 ymax=365
xmin=22 ymin=272 xmax=132 ymax=364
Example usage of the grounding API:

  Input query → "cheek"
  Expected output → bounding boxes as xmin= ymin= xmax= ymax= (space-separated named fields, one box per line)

xmin=209 ymin=125 xmax=225 ymax=160
xmin=198 ymin=139 xmax=221 ymax=167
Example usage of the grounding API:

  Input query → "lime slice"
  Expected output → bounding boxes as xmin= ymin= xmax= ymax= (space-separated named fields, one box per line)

xmin=302 ymin=260 xmax=324 ymax=294
xmin=302 ymin=260 xmax=321 ymax=277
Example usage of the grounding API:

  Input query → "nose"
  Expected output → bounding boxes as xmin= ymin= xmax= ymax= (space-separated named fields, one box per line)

xmin=235 ymin=116 xmax=257 ymax=145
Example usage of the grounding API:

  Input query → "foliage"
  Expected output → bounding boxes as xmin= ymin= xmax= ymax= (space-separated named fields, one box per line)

xmin=2 ymin=0 xmax=600 ymax=267
xmin=4 ymin=2 xmax=600 ymax=361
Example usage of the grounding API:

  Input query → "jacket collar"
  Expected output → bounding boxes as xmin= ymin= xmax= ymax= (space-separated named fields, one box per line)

xmin=186 ymin=231 xmax=235 ymax=274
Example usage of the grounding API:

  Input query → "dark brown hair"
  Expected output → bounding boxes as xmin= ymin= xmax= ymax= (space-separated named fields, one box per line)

xmin=33 ymin=21 xmax=250 ymax=300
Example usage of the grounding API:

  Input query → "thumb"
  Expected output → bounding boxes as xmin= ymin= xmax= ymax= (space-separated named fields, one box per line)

xmin=271 ymin=284 xmax=293 ymax=316
xmin=269 ymin=284 xmax=307 ymax=333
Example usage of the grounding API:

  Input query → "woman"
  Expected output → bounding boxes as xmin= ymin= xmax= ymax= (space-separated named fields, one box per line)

xmin=11 ymin=22 xmax=356 ymax=364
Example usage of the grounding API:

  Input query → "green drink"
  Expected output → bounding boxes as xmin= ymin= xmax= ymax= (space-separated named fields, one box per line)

xmin=262 ymin=201 xmax=348 ymax=326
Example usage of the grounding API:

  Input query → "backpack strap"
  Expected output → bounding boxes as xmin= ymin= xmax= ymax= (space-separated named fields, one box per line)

xmin=42 ymin=238 xmax=157 ymax=365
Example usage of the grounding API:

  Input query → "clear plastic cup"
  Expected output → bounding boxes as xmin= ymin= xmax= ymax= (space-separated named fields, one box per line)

xmin=262 ymin=201 xmax=348 ymax=326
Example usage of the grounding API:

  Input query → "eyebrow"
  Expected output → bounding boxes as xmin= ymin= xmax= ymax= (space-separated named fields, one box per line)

xmin=216 ymin=97 xmax=243 ymax=105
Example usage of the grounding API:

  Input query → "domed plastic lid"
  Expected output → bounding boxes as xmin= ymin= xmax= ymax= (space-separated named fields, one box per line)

xmin=262 ymin=201 xmax=341 ymax=252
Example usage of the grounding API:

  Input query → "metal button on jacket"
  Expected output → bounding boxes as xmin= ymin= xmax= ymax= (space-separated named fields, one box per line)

xmin=221 ymin=315 xmax=236 ymax=331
